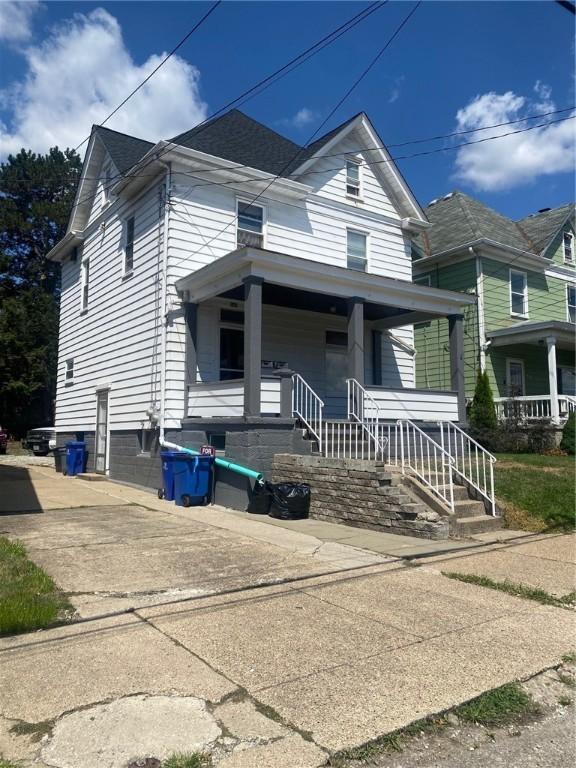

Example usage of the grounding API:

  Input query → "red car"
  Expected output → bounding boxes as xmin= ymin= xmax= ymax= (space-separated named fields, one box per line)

xmin=0 ymin=426 xmax=7 ymax=455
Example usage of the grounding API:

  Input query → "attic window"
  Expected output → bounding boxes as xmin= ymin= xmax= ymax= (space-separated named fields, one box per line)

xmin=101 ymin=163 xmax=113 ymax=206
xmin=564 ymin=232 xmax=574 ymax=263
xmin=346 ymin=158 xmax=362 ymax=198
xmin=237 ymin=201 xmax=264 ymax=249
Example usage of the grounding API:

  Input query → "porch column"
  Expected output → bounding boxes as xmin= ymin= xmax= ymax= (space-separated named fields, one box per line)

xmin=546 ymin=336 xmax=560 ymax=424
xmin=448 ymin=314 xmax=467 ymax=425
xmin=183 ymin=302 xmax=198 ymax=417
xmin=347 ymin=297 xmax=364 ymax=385
xmin=243 ymin=276 xmax=263 ymax=417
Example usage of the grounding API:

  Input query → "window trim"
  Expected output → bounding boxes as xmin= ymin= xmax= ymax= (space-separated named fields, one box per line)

xmin=236 ymin=198 xmax=266 ymax=249
xmin=346 ymin=228 xmax=369 ymax=272
xmin=567 ymin=284 xmax=576 ymax=324
xmin=345 ymin=156 xmax=363 ymax=201
xmin=563 ymin=232 xmax=575 ymax=264
xmin=509 ymin=268 xmax=528 ymax=318
xmin=123 ymin=215 xmax=135 ymax=276
xmin=80 ymin=256 xmax=90 ymax=313
xmin=65 ymin=359 xmax=74 ymax=385
xmin=506 ymin=358 xmax=526 ymax=397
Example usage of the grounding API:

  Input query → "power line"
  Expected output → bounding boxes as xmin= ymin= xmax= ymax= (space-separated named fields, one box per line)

xmin=74 ymin=1 xmax=222 ymax=152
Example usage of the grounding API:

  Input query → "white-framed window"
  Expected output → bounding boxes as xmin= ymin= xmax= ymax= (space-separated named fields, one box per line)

xmin=506 ymin=358 xmax=525 ymax=397
xmin=123 ymin=216 xmax=135 ymax=274
xmin=237 ymin=200 xmax=265 ymax=249
xmin=564 ymin=232 xmax=574 ymax=263
xmin=509 ymin=269 xmax=528 ymax=317
xmin=101 ymin=162 xmax=113 ymax=206
xmin=345 ymin=157 xmax=362 ymax=199
xmin=567 ymin=284 xmax=576 ymax=323
xmin=65 ymin=359 xmax=74 ymax=383
xmin=80 ymin=256 xmax=90 ymax=312
xmin=346 ymin=229 xmax=368 ymax=271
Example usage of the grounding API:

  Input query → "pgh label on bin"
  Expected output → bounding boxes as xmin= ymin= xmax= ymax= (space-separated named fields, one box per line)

xmin=200 ymin=445 xmax=216 ymax=457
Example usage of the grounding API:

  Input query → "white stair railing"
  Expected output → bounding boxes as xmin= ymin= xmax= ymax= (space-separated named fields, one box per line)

xmin=397 ymin=420 xmax=455 ymax=512
xmin=347 ymin=378 xmax=388 ymax=461
xmin=438 ymin=421 xmax=498 ymax=516
xmin=323 ymin=420 xmax=385 ymax=461
xmin=292 ymin=373 xmax=324 ymax=452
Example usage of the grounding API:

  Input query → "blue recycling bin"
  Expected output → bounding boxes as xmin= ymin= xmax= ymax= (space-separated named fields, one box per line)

xmin=158 ymin=451 xmax=182 ymax=501
xmin=173 ymin=454 xmax=214 ymax=507
xmin=65 ymin=441 xmax=86 ymax=476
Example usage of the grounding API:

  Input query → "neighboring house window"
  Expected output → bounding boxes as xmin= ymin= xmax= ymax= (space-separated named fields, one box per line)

xmin=81 ymin=257 xmax=90 ymax=311
xmin=65 ymin=359 xmax=74 ymax=382
xmin=237 ymin=201 xmax=264 ymax=248
xmin=506 ymin=359 xmax=525 ymax=397
xmin=509 ymin=269 xmax=528 ymax=317
xmin=346 ymin=158 xmax=362 ymax=198
xmin=413 ymin=274 xmax=431 ymax=286
xmin=347 ymin=230 xmax=367 ymax=271
xmin=124 ymin=216 xmax=135 ymax=274
xmin=564 ymin=232 xmax=575 ymax=263
xmin=568 ymin=285 xmax=576 ymax=323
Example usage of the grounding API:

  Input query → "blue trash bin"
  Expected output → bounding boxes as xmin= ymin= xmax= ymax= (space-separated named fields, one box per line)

xmin=173 ymin=454 xmax=214 ymax=507
xmin=65 ymin=441 xmax=86 ymax=476
xmin=158 ymin=451 xmax=182 ymax=501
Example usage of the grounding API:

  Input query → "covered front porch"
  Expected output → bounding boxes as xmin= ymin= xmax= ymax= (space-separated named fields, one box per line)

xmin=176 ymin=247 xmax=475 ymax=428
xmin=487 ymin=321 xmax=576 ymax=424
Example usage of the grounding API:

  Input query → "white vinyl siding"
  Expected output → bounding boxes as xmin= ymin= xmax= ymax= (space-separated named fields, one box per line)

xmin=510 ymin=269 xmax=528 ymax=317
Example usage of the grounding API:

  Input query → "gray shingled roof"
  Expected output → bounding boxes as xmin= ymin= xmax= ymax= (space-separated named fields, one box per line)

xmin=94 ymin=125 xmax=154 ymax=174
xmin=416 ymin=191 xmax=574 ymax=258
xmin=517 ymin=203 xmax=574 ymax=254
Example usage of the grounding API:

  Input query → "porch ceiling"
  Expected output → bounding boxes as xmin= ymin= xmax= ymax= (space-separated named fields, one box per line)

xmin=175 ymin=246 xmax=475 ymax=324
xmin=487 ymin=321 xmax=575 ymax=351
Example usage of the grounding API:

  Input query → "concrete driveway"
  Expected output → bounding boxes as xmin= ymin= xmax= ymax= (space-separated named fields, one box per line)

xmin=0 ymin=463 xmax=574 ymax=768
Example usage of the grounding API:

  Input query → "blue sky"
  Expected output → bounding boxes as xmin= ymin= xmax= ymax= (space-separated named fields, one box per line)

xmin=0 ymin=1 xmax=574 ymax=219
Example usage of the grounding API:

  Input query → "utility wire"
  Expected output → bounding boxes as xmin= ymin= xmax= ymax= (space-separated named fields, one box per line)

xmin=73 ymin=1 xmax=222 ymax=152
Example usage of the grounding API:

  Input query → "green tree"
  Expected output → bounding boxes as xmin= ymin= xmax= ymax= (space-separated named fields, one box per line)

xmin=560 ymin=412 xmax=575 ymax=455
xmin=0 ymin=147 xmax=81 ymax=437
xmin=469 ymin=370 xmax=498 ymax=431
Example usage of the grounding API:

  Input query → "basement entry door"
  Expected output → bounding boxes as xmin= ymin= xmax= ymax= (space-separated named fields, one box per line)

xmin=95 ymin=390 xmax=109 ymax=474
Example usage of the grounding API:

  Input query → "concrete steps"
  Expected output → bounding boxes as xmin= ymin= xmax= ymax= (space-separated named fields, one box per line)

xmin=452 ymin=515 xmax=503 ymax=536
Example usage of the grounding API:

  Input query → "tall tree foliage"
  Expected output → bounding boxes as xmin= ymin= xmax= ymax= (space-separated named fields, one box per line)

xmin=469 ymin=370 xmax=497 ymax=431
xmin=0 ymin=148 xmax=82 ymax=436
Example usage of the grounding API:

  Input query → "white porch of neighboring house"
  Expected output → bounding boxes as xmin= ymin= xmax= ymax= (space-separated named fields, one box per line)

xmin=488 ymin=321 xmax=576 ymax=425
xmin=175 ymin=247 xmax=476 ymax=430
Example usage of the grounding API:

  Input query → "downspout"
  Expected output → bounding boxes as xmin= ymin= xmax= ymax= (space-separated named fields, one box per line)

xmin=154 ymin=160 xmax=263 ymax=484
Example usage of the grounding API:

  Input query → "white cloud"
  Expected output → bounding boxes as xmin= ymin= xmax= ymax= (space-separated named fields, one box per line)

xmin=452 ymin=86 xmax=575 ymax=191
xmin=285 ymin=107 xmax=318 ymax=129
xmin=0 ymin=0 xmax=41 ymax=43
xmin=0 ymin=7 xmax=208 ymax=158
xmin=388 ymin=76 xmax=404 ymax=104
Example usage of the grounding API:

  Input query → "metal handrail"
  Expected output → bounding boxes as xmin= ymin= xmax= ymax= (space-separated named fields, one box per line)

xmin=438 ymin=421 xmax=498 ymax=517
xmin=292 ymin=373 xmax=324 ymax=451
xmin=347 ymin=378 xmax=388 ymax=460
xmin=397 ymin=419 xmax=455 ymax=512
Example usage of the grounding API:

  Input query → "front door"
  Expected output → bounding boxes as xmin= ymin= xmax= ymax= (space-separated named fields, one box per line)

xmin=95 ymin=390 xmax=109 ymax=474
xmin=506 ymin=359 xmax=525 ymax=397
xmin=325 ymin=331 xmax=348 ymax=418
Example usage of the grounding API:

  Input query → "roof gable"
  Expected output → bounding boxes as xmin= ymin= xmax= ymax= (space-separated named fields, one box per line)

xmin=517 ymin=203 xmax=575 ymax=255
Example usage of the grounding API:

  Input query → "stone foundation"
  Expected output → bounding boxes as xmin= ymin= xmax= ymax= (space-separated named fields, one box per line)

xmin=271 ymin=454 xmax=449 ymax=539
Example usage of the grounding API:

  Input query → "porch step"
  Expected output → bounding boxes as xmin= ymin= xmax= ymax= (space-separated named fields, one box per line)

xmin=451 ymin=515 xmax=503 ymax=536
xmin=453 ymin=499 xmax=487 ymax=518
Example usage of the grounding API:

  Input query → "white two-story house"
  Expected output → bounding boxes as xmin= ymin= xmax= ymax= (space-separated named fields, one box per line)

xmin=48 ymin=110 xmax=477 ymax=510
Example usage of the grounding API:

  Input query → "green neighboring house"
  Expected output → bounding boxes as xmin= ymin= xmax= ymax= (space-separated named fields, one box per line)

xmin=412 ymin=192 xmax=575 ymax=424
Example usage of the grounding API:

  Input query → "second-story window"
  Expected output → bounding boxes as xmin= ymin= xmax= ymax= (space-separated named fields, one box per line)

xmin=510 ymin=269 xmax=528 ymax=317
xmin=81 ymin=257 xmax=90 ymax=312
xmin=568 ymin=285 xmax=576 ymax=324
xmin=124 ymin=216 xmax=135 ymax=274
xmin=237 ymin=201 xmax=264 ymax=248
xmin=65 ymin=359 xmax=74 ymax=382
xmin=347 ymin=230 xmax=367 ymax=271
xmin=346 ymin=158 xmax=362 ymax=198
xmin=564 ymin=232 xmax=574 ymax=263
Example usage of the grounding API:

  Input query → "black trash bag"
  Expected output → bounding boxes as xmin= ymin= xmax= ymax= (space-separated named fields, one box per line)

xmin=247 ymin=481 xmax=273 ymax=514
xmin=269 ymin=482 xmax=311 ymax=520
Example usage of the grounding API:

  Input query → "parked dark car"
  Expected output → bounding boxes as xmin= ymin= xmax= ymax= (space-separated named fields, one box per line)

xmin=0 ymin=426 xmax=7 ymax=455
xmin=23 ymin=428 xmax=57 ymax=456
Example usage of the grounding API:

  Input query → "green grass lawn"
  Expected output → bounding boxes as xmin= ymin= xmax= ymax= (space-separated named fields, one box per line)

xmin=494 ymin=453 xmax=575 ymax=531
xmin=0 ymin=537 xmax=71 ymax=636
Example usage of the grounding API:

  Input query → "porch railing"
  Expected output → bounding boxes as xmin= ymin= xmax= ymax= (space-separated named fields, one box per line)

xmin=438 ymin=421 xmax=498 ymax=516
xmin=494 ymin=395 xmax=576 ymax=422
xmin=292 ymin=373 xmax=324 ymax=452
xmin=397 ymin=420 xmax=455 ymax=512
xmin=347 ymin=378 xmax=388 ymax=460
xmin=322 ymin=420 xmax=388 ymax=461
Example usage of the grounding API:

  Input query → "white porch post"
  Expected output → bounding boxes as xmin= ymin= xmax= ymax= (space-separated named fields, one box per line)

xmin=546 ymin=335 xmax=560 ymax=424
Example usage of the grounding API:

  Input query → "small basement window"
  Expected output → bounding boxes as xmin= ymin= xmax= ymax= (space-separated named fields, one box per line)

xmin=237 ymin=201 xmax=264 ymax=248
xmin=139 ymin=428 xmax=154 ymax=454
xmin=346 ymin=158 xmax=362 ymax=198
xmin=564 ymin=232 xmax=574 ymax=263
xmin=208 ymin=433 xmax=226 ymax=451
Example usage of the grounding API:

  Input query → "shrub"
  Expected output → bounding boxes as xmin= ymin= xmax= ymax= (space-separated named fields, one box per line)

xmin=469 ymin=371 xmax=497 ymax=431
xmin=560 ymin=412 xmax=575 ymax=455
